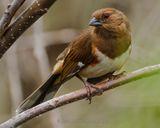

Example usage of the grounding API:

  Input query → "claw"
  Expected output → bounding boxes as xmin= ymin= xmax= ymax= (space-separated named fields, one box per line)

xmin=85 ymin=84 xmax=92 ymax=104
xmin=76 ymin=74 xmax=103 ymax=104
xmin=84 ymin=82 xmax=103 ymax=104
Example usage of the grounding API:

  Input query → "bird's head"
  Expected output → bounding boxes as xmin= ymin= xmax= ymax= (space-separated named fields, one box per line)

xmin=89 ymin=8 xmax=130 ymax=33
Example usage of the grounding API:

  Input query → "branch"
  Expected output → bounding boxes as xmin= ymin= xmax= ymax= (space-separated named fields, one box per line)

xmin=0 ymin=0 xmax=26 ymax=37
xmin=0 ymin=64 xmax=160 ymax=128
xmin=0 ymin=0 xmax=57 ymax=58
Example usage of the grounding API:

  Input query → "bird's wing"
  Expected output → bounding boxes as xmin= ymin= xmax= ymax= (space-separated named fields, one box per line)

xmin=56 ymin=46 xmax=70 ymax=61
xmin=58 ymin=34 xmax=93 ymax=81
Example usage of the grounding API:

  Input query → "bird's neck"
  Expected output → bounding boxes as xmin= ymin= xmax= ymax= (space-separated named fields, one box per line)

xmin=91 ymin=27 xmax=131 ymax=59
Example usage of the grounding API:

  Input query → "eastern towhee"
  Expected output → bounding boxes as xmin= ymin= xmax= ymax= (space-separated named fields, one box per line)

xmin=17 ymin=8 xmax=131 ymax=113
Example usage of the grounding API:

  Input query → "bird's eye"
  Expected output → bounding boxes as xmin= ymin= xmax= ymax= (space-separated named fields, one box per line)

xmin=103 ymin=13 xmax=110 ymax=19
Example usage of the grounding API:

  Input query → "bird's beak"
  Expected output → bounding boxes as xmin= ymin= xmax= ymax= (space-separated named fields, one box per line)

xmin=89 ymin=17 xmax=102 ymax=27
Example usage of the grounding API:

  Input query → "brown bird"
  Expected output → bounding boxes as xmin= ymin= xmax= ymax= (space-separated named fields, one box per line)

xmin=16 ymin=8 xmax=131 ymax=113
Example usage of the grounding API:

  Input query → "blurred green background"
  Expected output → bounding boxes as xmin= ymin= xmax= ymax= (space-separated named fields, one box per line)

xmin=0 ymin=0 xmax=160 ymax=128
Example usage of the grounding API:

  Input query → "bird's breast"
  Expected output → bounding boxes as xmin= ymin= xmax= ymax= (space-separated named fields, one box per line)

xmin=79 ymin=46 xmax=130 ymax=78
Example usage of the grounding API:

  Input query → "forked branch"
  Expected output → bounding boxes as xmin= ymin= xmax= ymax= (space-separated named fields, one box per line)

xmin=0 ymin=0 xmax=57 ymax=58
xmin=0 ymin=0 xmax=26 ymax=37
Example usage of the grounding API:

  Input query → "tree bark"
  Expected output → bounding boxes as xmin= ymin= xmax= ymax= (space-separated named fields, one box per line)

xmin=0 ymin=0 xmax=57 ymax=58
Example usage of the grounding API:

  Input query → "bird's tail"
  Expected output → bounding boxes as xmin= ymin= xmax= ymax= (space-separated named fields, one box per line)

xmin=16 ymin=73 xmax=63 ymax=113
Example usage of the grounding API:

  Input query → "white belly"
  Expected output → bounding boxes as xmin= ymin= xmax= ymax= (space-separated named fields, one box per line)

xmin=79 ymin=47 xmax=130 ymax=78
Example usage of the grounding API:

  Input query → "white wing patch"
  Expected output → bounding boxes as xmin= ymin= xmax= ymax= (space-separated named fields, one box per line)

xmin=78 ymin=62 xmax=85 ymax=68
xmin=79 ymin=46 xmax=130 ymax=78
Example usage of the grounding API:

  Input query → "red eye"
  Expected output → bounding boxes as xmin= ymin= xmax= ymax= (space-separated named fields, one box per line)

xmin=104 ymin=13 xmax=110 ymax=19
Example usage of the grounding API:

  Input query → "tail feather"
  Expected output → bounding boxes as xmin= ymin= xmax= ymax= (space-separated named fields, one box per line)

xmin=16 ymin=74 xmax=61 ymax=113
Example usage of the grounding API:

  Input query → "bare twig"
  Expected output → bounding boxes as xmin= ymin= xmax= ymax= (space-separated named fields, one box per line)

xmin=0 ymin=0 xmax=57 ymax=58
xmin=0 ymin=64 xmax=160 ymax=128
xmin=0 ymin=0 xmax=26 ymax=37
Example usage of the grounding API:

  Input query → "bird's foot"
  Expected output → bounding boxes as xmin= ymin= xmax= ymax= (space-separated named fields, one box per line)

xmin=96 ymin=71 xmax=126 ymax=85
xmin=108 ymin=71 xmax=126 ymax=81
xmin=76 ymin=74 xmax=103 ymax=103
xmin=84 ymin=82 xmax=103 ymax=104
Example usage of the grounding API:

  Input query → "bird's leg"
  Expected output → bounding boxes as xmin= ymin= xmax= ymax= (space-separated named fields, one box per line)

xmin=76 ymin=75 xmax=92 ymax=103
xmin=76 ymin=75 xmax=103 ymax=104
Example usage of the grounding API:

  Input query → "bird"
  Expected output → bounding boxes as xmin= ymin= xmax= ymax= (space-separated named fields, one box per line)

xmin=16 ymin=8 xmax=131 ymax=113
